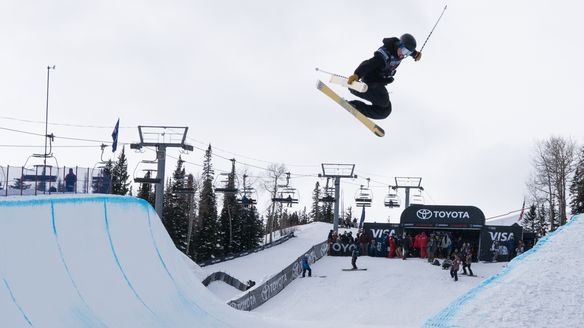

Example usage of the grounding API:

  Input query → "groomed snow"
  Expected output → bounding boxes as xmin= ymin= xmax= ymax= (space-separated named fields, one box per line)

xmin=1 ymin=195 xmax=582 ymax=328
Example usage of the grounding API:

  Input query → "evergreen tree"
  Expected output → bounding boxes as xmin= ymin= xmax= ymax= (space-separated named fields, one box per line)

xmin=311 ymin=181 xmax=322 ymax=222
xmin=520 ymin=204 xmax=538 ymax=233
xmin=92 ymin=160 xmax=113 ymax=193
xmin=111 ymin=146 xmax=130 ymax=195
xmin=194 ymin=145 xmax=220 ymax=262
xmin=162 ymin=156 xmax=190 ymax=254
xmin=240 ymin=205 xmax=263 ymax=251
xmin=136 ymin=171 xmax=155 ymax=208
xmin=569 ymin=145 xmax=584 ymax=215
xmin=218 ymin=160 xmax=242 ymax=254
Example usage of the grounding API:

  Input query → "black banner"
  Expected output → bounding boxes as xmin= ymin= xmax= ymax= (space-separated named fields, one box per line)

xmin=227 ymin=240 xmax=328 ymax=311
xmin=479 ymin=224 xmax=523 ymax=261
xmin=400 ymin=205 xmax=485 ymax=229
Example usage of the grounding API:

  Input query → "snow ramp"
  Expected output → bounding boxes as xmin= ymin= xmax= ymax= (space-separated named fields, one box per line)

xmin=424 ymin=214 xmax=584 ymax=328
xmin=0 ymin=195 xmax=272 ymax=328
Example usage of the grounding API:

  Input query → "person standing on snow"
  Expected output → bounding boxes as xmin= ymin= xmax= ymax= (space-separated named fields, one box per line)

xmin=450 ymin=254 xmax=461 ymax=282
xmin=301 ymin=254 xmax=312 ymax=278
xmin=351 ymin=242 xmax=360 ymax=270
xmin=346 ymin=34 xmax=422 ymax=120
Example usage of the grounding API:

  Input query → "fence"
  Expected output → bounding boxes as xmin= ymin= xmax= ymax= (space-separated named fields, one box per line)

xmin=226 ymin=240 xmax=329 ymax=311
xmin=0 ymin=165 xmax=112 ymax=197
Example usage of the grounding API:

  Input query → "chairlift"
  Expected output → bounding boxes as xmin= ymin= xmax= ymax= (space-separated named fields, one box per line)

xmin=132 ymin=159 xmax=161 ymax=184
xmin=318 ymin=178 xmax=335 ymax=203
xmin=410 ymin=189 xmax=425 ymax=206
xmin=0 ymin=166 xmax=5 ymax=191
xmin=21 ymin=153 xmax=59 ymax=193
xmin=355 ymin=178 xmax=372 ymax=207
xmin=384 ymin=186 xmax=401 ymax=208
xmin=238 ymin=174 xmax=257 ymax=207
xmin=214 ymin=172 xmax=239 ymax=194
xmin=271 ymin=172 xmax=299 ymax=207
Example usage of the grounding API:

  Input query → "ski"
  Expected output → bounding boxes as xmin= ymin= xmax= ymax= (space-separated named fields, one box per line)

xmin=316 ymin=68 xmax=368 ymax=92
xmin=342 ymin=268 xmax=367 ymax=271
xmin=316 ymin=80 xmax=385 ymax=137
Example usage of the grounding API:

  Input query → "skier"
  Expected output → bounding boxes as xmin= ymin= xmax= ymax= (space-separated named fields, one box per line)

xmin=346 ymin=34 xmax=422 ymax=120
xmin=301 ymin=254 xmax=312 ymax=277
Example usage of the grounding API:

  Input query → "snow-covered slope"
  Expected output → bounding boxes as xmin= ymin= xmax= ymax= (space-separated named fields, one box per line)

xmin=425 ymin=214 xmax=584 ymax=328
xmin=0 ymin=195 xmax=293 ymax=328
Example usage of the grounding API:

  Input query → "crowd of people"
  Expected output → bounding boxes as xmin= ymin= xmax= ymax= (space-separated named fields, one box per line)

xmin=327 ymin=229 xmax=482 ymax=280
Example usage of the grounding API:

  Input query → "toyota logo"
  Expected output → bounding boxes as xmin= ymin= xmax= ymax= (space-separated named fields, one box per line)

xmin=417 ymin=209 xmax=432 ymax=220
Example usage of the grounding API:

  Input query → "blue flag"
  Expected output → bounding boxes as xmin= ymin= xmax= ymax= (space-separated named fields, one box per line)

xmin=359 ymin=206 xmax=366 ymax=230
xmin=111 ymin=119 xmax=119 ymax=152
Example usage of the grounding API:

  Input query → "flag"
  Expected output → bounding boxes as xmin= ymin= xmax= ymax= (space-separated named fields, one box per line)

xmin=111 ymin=118 xmax=120 ymax=152
xmin=358 ymin=206 xmax=366 ymax=230
xmin=517 ymin=198 xmax=526 ymax=222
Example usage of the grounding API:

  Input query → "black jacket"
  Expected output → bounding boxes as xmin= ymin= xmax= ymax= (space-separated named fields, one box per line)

xmin=354 ymin=37 xmax=418 ymax=85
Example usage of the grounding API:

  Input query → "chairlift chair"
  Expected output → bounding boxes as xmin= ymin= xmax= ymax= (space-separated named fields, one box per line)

xmin=410 ymin=190 xmax=425 ymax=206
xmin=214 ymin=172 xmax=239 ymax=194
xmin=238 ymin=174 xmax=257 ymax=207
xmin=384 ymin=186 xmax=401 ymax=208
xmin=355 ymin=185 xmax=373 ymax=208
xmin=272 ymin=187 xmax=299 ymax=207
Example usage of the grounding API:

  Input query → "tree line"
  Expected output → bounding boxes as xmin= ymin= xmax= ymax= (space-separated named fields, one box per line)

xmin=522 ymin=136 xmax=584 ymax=238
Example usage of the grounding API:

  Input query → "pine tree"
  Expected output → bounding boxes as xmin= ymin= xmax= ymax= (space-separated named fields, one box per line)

xmin=194 ymin=145 xmax=220 ymax=262
xmin=111 ymin=146 xmax=130 ymax=195
xmin=520 ymin=204 xmax=538 ymax=233
xmin=569 ymin=145 xmax=584 ymax=215
xmin=136 ymin=171 xmax=155 ymax=208
xmin=240 ymin=205 xmax=263 ymax=251
xmin=218 ymin=160 xmax=242 ymax=255
xmin=162 ymin=156 xmax=190 ymax=254
xmin=311 ymin=181 xmax=322 ymax=222
xmin=93 ymin=160 xmax=113 ymax=193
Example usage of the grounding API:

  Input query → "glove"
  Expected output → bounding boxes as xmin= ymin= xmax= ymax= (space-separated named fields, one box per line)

xmin=347 ymin=74 xmax=360 ymax=85
xmin=413 ymin=51 xmax=422 ymax=62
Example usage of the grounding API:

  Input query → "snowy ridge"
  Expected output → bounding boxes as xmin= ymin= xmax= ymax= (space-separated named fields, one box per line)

xmin=424 ymin=214 xmax=583 ymax=328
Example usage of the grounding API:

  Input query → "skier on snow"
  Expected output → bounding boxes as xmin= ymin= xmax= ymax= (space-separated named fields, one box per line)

xmin=347 ymin=34 xmax=422 ymax=120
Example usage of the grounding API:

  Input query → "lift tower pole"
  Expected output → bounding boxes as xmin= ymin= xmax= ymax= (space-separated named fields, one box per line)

xmin=319 ymin=163 xmax=357 ymax=233
xmin=131 ymin=126 xmax=193 ymax=219
xmin=394 ymin=177 xmax=424 ymax=208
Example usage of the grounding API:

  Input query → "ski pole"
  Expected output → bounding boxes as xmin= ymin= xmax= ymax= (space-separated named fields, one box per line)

xmin=315 ymin=67 xmax=347 ymax=79
xmin=419 ymin=4 xmax=448 ymax=52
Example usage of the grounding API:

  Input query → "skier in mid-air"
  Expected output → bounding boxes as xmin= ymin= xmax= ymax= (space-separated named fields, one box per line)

xmin=347 ymin=34 xmax=422 ymax=120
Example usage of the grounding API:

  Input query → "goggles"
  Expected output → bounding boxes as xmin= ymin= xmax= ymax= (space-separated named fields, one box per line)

xmin=398 ymin=45 xmax=413 ymax=57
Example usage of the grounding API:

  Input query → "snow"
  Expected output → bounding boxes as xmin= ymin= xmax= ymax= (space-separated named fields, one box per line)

xmin=1 ymin=195 xmax=582 ymax=328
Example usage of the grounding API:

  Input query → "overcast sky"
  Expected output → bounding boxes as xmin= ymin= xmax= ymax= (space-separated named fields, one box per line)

xmin=1 ymin=0 xmax=583 ymax=222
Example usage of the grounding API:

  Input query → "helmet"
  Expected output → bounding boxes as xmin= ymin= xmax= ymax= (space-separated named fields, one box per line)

xmin=400 ymin=33 xmax=417 ymax=51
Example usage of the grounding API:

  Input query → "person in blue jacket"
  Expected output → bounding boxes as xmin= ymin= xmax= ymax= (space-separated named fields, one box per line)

xmin=301 ymin=254 xmax=312 ymax=277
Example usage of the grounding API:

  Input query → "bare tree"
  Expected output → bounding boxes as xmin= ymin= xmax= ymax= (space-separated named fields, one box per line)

xmin=263 ymin=163 xmax=287 ymax=243
xmin=527 ymin=136 xmax=576 ymax=231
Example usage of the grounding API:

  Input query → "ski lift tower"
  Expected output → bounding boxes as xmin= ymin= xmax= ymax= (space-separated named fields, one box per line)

xmin=130 ymin=126 xmax=193 ymax=219
xmin=318 ymin=163 xmax=357 ymax=233
xmin=394 ymin=177 xmax=424 ymax=208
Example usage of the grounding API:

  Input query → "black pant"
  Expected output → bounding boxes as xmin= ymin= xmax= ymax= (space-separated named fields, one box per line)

xmin=463 ymin=263 xmax=473 ymax=276
xmin=302 ymin=268 xmax=312 ymax=277
xmin=351 ymin=256 xmax=357 ymax=269
xmin=450 ymin=268 xmax=458 ymax=281
xmin=348 ymin=83 xmax=392 ymax=119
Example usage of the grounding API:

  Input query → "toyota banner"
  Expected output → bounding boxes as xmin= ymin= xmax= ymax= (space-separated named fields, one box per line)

xmin=400 ymin=205 xmax=486 ymax=229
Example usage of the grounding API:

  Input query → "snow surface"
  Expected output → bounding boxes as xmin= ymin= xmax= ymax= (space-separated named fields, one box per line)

xmin=1 ymin=195 xmax=582 ymax=328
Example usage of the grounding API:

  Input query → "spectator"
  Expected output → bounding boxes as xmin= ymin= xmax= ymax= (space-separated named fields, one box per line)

xmin=419 ymin=231 xmax=428 ymax=258
xmin=516 ymin=240 xmax=525 ymax=256
xmin=402 ymin=233 xmax=411 ymax=260
xmin=64 ymin=168 xmax=77 ymax=192
xmin=490 ymin=241 xmax=500 ymax=262
xmin=388 ymin=232 xmax=397 ymax=258
xmin=441 ymin=233 xmax=452 ymax=259
xmin=461 ymin=243 xmax=474 ymax=276
xmin=358 ymin=230 xmax=369 ymax=255
xmin=506 ymin=235 xmax=516 ymax=261
xmin=351 ymin=242 xmax=360 ymax=269
xmin=301 ymin=254 xmax=312 ymax=277
xmin=450 ymin=254 xmax=461 ymax=281
xmin=427 ymin=233 xmax=435 ymax=263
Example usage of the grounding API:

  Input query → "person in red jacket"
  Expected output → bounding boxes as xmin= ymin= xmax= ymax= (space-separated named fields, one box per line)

xmin=388 ymin=231 xmax=397 ymax=258
xmin=419 ymin=231 xmax=428 ymax=258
